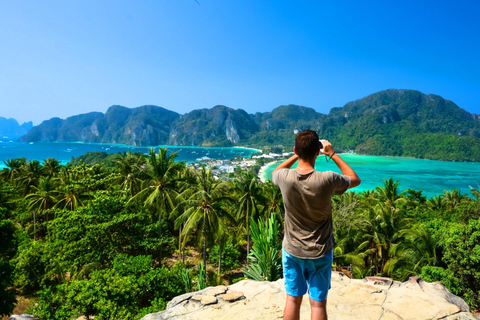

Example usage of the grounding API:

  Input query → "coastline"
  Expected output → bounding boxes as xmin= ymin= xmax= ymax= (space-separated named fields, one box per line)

xmin=0 ymin=140 xmax=261 ymax=168
xmin=233 ymin=146 xmax=262 ymax=153
xmin=258 ymin=161 xmax=280 ymax=183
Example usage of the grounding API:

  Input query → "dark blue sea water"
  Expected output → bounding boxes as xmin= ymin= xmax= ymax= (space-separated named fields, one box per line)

xmin=0 ymin=136 xmax=259 ymax=167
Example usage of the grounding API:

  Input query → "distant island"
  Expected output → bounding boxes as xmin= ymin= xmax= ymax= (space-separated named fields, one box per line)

xmin=0 ymin=117 xmax=33 ymax=137
xmin=18 ymin=89 xmax=480 ymax=161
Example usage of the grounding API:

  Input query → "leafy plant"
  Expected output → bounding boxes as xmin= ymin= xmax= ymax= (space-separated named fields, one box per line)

xmin=197 ymin=263 xmax=207 ymax=291
xmin=243 ymin=216 xmax=282 ymax=281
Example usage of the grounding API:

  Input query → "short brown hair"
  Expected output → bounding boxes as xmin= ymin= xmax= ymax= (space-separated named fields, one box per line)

xmin=295 ymin=130 xmax=320 ymax=160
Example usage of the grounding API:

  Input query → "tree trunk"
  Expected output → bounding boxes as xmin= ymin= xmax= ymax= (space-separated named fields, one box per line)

xmin=158 ymin=213 xmax=162 ymax=261
xmin=247 ymin=227 xmax=250 ymax=266
xmin=33 ymin=210 xmax=36 ymax=241
xmin=203 ymin=236 xmax=207 ymax=281
xmin=218 ymin=242 xmax=222 ymax=279
xmin=179 ymin=224 xmax=182 ymax=262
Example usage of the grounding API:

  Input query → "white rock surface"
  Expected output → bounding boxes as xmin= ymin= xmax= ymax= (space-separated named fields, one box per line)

xmin=9 ymin=315 xmax=40 ymax=320
xmin=142 ymin=272 xmax=479 ymax=320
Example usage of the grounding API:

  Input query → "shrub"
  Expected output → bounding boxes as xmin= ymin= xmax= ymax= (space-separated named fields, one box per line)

xmin=208 ymin=243 xmax=241 ymax=271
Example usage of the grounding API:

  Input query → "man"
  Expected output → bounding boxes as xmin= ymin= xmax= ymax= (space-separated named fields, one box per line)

xmin=272 ymin=130 xmax=360 ymax=320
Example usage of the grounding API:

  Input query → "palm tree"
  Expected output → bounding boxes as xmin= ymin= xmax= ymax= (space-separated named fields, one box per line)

xmin=359 ymin=190 xmax=379 ymax=207
xmin=54 ymin=186 xmax=85 ymax=211
xmin=25 ymin=177 xmax=59 ymax=239
xmin=427 ymin=195 xmax=445 ymax=211
xmin=16 ymin=160 xmax=43 ymax=196
xmin=384 ymin=224 xmax=438 ymax=280
xmin=442 ymin=189 xmax=462 ymax=210
xmin=0 ymin=158 xmax=23 ymax=184
xmin=25 ymin=177 xmax=58 ymax=211
xmin=376 ymin=178 xmax=406 ymax=210
xmin=234 ymin=171 xmax=265 ymax=265
xmin=261 ymin=181 xmax=284 ymax=222
xmin=171 ymin=166 xmax=197 ymax=263
xmin=357 ymin=203 xmax=412 ymax=276
xmin=174 ymin=166 xmax=234 ymax=276
xmin=112 ymin=152 xmax=145 ymax=196
xmin=128 ymin=148 xmax=183 ymax=242
xmin=42 ymin=158 xmax=62 ymax=178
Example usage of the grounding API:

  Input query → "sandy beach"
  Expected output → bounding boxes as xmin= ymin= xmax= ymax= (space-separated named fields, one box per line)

xmin=233 ymin=146 xmax=263 ymax=153
xmin=258 ymin=160 xmax=280 ymax=182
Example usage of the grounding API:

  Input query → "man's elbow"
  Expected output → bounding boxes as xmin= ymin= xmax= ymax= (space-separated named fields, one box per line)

xmin=349 ymin=177 xmax=361 ymax=189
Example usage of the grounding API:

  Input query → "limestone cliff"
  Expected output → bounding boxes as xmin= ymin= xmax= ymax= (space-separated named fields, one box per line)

xmin=167 ymin=105 xmax=258 ymax=146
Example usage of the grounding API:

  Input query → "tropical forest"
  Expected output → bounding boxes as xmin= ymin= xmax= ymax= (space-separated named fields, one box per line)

xmin=1 ymin=149 xmax=479 ymax=319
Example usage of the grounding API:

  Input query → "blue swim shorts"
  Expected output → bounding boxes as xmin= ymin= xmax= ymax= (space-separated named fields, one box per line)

xmin=282 ymin=248 xmax=333 ymax=301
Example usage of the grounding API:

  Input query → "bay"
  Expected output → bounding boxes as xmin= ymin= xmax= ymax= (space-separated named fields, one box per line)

xmin=261 ymin=154 xmax=480 ymax=198
xmin=0 ymin=136 xmax=259 ymax=168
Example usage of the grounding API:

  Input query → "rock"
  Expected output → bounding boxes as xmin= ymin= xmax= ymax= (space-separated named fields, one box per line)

xmin=203 ymin=285 xmax=228 ymax=296
xmin=221 ymin=290 xmax=245 ymax=302
xmin=142 ymin=272 xmax=479 ymax=320
xmin=9 ymin=315 xmax=41 ymax=320
xmin=191 ymin=295 xmax=218 ymax=305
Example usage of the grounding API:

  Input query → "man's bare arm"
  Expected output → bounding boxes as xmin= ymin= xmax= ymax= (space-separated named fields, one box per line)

xmin=273 ymin=154 xmax=299 ymax=173
xmin=330 ymin=154 xmax=361 ymax=188
xmin=320 ymin=140 xmax=361 ymax=188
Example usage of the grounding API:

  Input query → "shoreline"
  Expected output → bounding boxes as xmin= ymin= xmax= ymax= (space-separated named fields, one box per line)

xmin=233 ymin=146 xmax=262 ymax=153
xmin=258 ymin=161 xmax=280 ymax=182
xmin=16 ymin=140 xmax=261 ymax=153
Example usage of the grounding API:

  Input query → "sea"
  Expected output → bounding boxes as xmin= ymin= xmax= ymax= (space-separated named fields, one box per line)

xmin=0 ymin=136 xmax=259 ymax=167
xmin=261 ymin=154 xmax=480 ymax=199
xmin=1 ymin=135 xmax=480 ymax=198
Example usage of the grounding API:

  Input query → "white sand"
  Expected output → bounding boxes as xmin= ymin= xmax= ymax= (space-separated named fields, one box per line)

xmin=258 ymin=161 xmax=280 ymax=182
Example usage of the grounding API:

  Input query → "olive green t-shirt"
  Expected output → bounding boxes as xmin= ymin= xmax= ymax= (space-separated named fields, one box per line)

xmin=272 ymin=169 xmax=351 ymax=259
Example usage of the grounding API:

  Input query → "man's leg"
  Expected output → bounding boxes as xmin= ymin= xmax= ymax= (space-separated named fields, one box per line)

xmin=310 ymin=298 xmax=327 ymax=320
xmin=284 ymin=294 xmax=303 ymax=320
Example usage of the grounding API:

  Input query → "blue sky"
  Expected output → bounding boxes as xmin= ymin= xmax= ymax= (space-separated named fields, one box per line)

xmin=1 ymin=0 xmax=479 ymax=125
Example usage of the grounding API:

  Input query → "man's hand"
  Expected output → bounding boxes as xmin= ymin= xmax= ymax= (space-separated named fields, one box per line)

xmin=320 ymin=140 xmax=335 ymax=158
xmin=321 ymin=140 xmax=361 ymax=188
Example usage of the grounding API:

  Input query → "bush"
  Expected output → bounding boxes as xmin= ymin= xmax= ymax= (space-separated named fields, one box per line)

xmin=440 ymin=219 xmax=480 ymax=310
xmin=208 ymin=243 xmax=241 ymax=271
xmin=420 ymin=266 xmax=460 ymax=295
xmin=13 ymin=240 xmax=50 ymax=293
xmin=30 ymin=254 xmax=184 ymax=320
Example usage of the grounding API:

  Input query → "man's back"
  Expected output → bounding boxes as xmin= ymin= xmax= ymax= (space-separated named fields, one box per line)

xmin=271 ymin=131 xmax=360 ymax=320
xmin=273 ymin=169 xmax=350 ymax=259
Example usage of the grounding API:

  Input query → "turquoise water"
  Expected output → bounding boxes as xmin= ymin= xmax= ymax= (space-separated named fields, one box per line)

xmin=262 ymin=154 xmax=480 ymax=198
xmin=0 ymin=136 xmax=259 ymax=168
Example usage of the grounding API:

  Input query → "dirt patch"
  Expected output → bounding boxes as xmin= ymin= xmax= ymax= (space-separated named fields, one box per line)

xmin=1 ymin=296 xmax=32 ymax=320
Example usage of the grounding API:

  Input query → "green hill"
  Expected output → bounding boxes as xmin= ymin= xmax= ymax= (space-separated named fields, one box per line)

xmin=19 ymin=89 xmax=480 ymax=161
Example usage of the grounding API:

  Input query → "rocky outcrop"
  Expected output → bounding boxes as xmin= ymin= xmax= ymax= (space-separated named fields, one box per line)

xmin=8 ymin=315 xmax=40 ymax=320
xmin=142 ymin=273 xmax=479 ymax=320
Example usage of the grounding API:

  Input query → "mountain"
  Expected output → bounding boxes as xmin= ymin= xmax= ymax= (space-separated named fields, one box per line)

xmin=19 ymin=89 xmax=480 ymax=161
xmin=0 ymin=117 xmax=33 ymax=137
xmin=20 ymin=106 xmax=179 ymax=146
xmin=317 ymin=89 xmax=480 ymax=161
xmin=168 ymin=105 xmax=259 ymax=147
